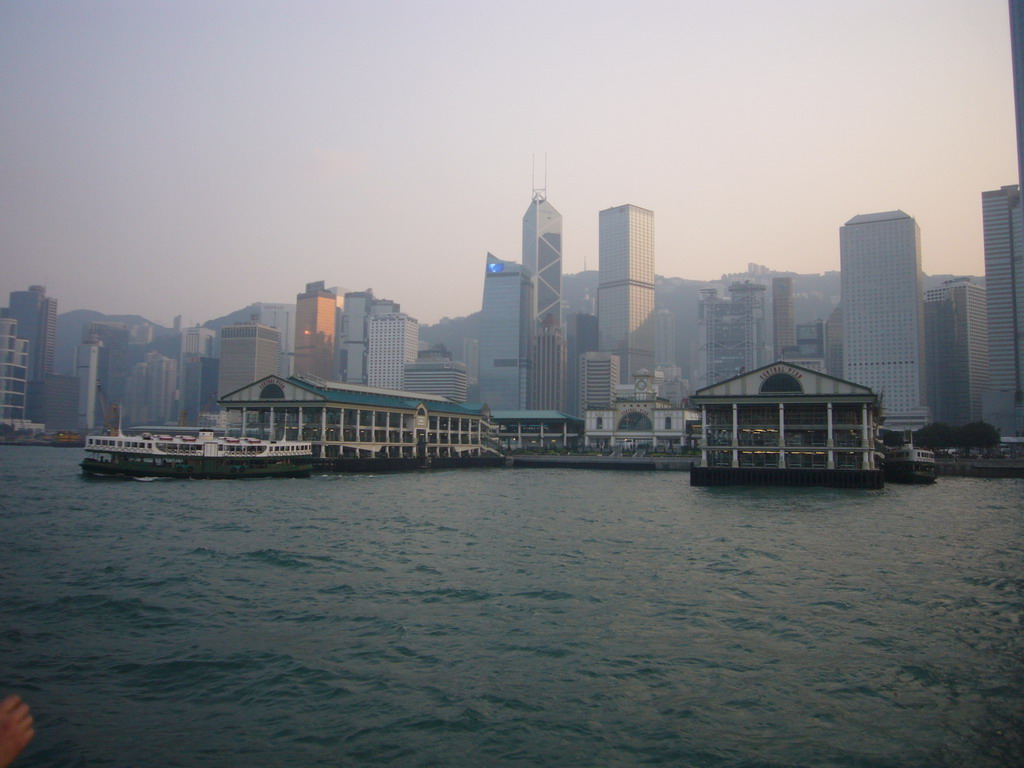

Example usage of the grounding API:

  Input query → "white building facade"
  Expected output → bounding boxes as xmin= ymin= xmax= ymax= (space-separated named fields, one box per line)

xmin=598 ymin=204 xmax=655 ymax=384
xmin=367 ymin=313 xmax=419 ymax=391
xmin=840 ymin=211 xmax=929 ymax=430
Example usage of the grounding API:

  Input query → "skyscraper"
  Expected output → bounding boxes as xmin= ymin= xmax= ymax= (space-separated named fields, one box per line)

xmin=523 ymin=191 xmax=563 ymax=329
xmin=772 ymin=277 xmax=795 ymax=360
xmin=840 ymin=211 xmax=929 ymax=429
xmin=404 ymin=346 xmax=468 ymax=402
xmin=218 ymin=322 xmax=281 ymax=396
xmin=367 ymin=312 xmax=419 ymax=390
xmin=342 ymin=290 xmax=400 ymax=384
xmin=294 ymin=281 xmax=338 ymax=380
xmin=524 ymin=191 xmax=566 ymax=409
xmin=598 ymin=204 xmax=655 ymax=384
xmin=696 ymin=282 xmax=767 ymax=387
xmin=5 ymin=285 xmax=56 ymax=382
xmin=478 ymin=253 xmax=533 ymax=409
xmin=0 ymin=318 xmax=28 ymax=423
xmin=981 ymin=186 xmax=1022 ymax=434
xmin=925 ymin=278 xmax=988 ymax=425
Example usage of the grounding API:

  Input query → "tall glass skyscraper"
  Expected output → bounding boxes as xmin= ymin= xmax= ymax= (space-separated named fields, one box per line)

xmin=840 ymin=210 xmax=929 ymax=430
xmin=479 ymin=253 xmax=533 ymax=409
xmin=597 ymin=204 xmax=655 ymax=384
xmin=522 ymin=193 xmax=563 ymax=328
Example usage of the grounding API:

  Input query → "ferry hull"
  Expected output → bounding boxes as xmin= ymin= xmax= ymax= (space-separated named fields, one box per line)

xmin=81 ymin=457 xmax=312 ymax=479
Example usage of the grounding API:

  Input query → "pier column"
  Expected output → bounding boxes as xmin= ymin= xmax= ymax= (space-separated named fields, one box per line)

xmin=241 ymin=407 xmax=247 ymax=437
xmin=320 ymin=408 xmax=327 ymax=443
xmin=778 ymin=403 xmax=786 ymax=468
xmin=731 ymin=403 xmax=739 ymax=468
xmin=268 ymin=407 xmax=275 ymax=440
xmin=700 ymin=405 xmax=708 ymax=467
xmin=861 ymin=403 xmax=870 ymax=469
xmin=826 ymin=402 xmax=835 ymax=469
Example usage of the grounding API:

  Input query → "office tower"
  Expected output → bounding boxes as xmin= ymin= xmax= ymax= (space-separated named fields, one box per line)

xmin=523 ymin=191 xmax=565 ymax=410
xmin=579 ymin=351 xmax=620 ymax=410
xmin=462 ymin=338 xmax=480 ymax=400
xmin=772 ymin=277 xmax=795 ymax=360
xmin=342 ymin=290 xmax=400 ymax=384
xmin=925 ymin=278 xmax=989 ymax=425
xmin=531 ymin=314 xmax=566 ymax=410
xmin=124 ymin=351 xmax=178 ymax=426
xmin=180 ymin=355 xmax=220 ymax=426
xmin=479 ymin=253 xmax=533 ymax=409
xmin=825 ymin=304 xmax=844 ymax=378
xmin=523 ymin=191 xmax=564 ymax=328
xmin=75 ymin=337 xmax=102 ymax=431
xmin=598 ymin=204 xmax=655 ymax=383
xmin=0 ymin=318 xmax=28 ymax=422
xmin=696 ymin=282 xmax=767 ymax=387
xmin=84 ymin=321 xmax=131 ymax=406
xmin=5 ymin=285 xmax=57 ymax=382
xmin=566 ymin=312 xmax=599 ymax=416
xmin=294 ymin=281 xmax=338 ymax=380
xmin=33 ymin=375 xmax=78 ymax=431
xmin=655 ymin=308 xmax=677 ymax=368
xmin=218 ymin=322 xmax=281 ymax=396
xmin=1011 ymin=0 xmax=1024 ymax=189
xmin=404 ymin=346 xmax=468 ymax=401
xmin=367 ymin=313 xmax=419 ymax=390
xmin=781 ymin=320 xmax=826 ymax=372
xmin=254 ymin=302 xmax=296 ymax=377
xmin=840 ymin=211 xmax=929 ymax=430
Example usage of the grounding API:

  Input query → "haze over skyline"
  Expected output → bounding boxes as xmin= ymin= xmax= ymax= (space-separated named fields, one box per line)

xmin=1 ymin=0 xmax=1017 ymax=327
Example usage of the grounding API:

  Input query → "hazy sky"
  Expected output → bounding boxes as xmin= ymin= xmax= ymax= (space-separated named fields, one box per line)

xmin=1 ymin=0 xmax=1017 ymax=326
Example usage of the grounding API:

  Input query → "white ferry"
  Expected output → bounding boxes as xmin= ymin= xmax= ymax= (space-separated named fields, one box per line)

xmin=883 ymin=445 xmax=937 ymax=484
xmin=81 ymin=431 xmax=314 ymax=479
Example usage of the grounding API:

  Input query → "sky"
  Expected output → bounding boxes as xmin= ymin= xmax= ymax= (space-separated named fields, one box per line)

xmin=1 ymin=0 xmax=1018 ymax=327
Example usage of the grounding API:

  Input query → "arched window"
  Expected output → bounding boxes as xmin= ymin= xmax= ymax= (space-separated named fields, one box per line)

xmin=618 ymin=412 xmax=653 ymax=431
xmin=260 ymin=384 xmax=285 ymax=399
xmin=759 ymin=374 xmax=803 ymax=394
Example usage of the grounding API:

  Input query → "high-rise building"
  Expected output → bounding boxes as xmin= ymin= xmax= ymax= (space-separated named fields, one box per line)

xmin=218 ymin=323 xmax=281 ymax=396
xmin=254 ymin=302 xmax=296 ymax=377
xmin=5 ymin=285 xmax=57 ymax=382
xmin=75 ymin=337 xmax=102 ymax=431
xmin=781 ymin=320 xmax=826 ymax=372
xmin=0 ymin=318 xmax=28 ymax=424
xmin=772 ymin=277 xmax=795 ymax=360
xmin=655 ymin=308 xmax=677 ymax=368
xmin=925 ymin=278 xmax=989 ymax=425
xmin=825 ymin=304 xmax=844 ymax=378
xmin=180 ymin=355 xmax=220 ymax=426
xmin=404 ymin=346 xmax=468 ymax=402
xmin=598 ymin=204 xmax=655 ymax=384
xmin=523 ymin=191 xmax=563 ymax=329
xmin=124 ymin=351 xmax=178 ymax=426
xmin=566 ymin=312 xmax=599 ymax=416
xmin=523 ymin=192 xmax=566 ymax=410
xmin=479 ymin=253 xmax=533 ymax=410
xmin=84 ymin=321 xmax=131 ymax=407
xmin=579 ymin=351 xmax=620 ymax=410
xmin=530 ymin=314 xmax=566 ymax=410
xmin=840 ymin=211 xmax=929 ymax=430
xmin=294 ymin=281 xmax=338 ymax=380
xmin=341 ymin=290 xmax=400 ymax=384
xmin=696 ymin=282 xmax=767 ymax=387
xmin=367 ymin=313 xmax=419 ymax=390
xmin=1010 ymin=0 xmax=1024 ymax=189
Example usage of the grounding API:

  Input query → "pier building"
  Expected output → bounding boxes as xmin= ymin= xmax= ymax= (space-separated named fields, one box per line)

xmin=219 ymin=374 xmax=496 ymax=460
xmin=690 ymin=362 xmax=883 ymax=488
xmin=584 ymin=370 xmax=696 ymax=453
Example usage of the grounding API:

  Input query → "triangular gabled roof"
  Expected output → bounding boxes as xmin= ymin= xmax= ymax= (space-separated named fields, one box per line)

xmin=692 ymin=362 xmax=876 ymax=401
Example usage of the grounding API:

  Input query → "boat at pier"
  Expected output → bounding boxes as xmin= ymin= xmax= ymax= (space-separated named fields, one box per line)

xmin=883 ymin=445 xmax=937 ymax=484
xmin=81 ymin=431 xmax=313 ymax=479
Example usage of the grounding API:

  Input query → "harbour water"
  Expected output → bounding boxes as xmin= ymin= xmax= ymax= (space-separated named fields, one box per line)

xmin=1 ymin=445 xmax=1022 ymax=767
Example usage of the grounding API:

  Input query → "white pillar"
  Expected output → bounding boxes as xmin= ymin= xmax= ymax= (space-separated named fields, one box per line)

xmin=778 ymin=402 xmax=786 ymax=469
xmin=861 ymin=403 xmax=870 ymax=469
xmin=700 ymin=404 xmax=708 ymax=467
xmin=731 ymin=402 xmax=739 ymax=468
xmin=826 ymin=402 xmax=835 ymax=469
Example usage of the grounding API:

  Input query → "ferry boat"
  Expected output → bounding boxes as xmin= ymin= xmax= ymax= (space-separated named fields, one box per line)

xmin=883 ymin=445 xmax=937 ymax=484
xmin=81 ymin=431 xmax=314 ymax=479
